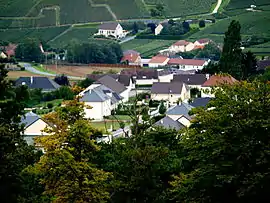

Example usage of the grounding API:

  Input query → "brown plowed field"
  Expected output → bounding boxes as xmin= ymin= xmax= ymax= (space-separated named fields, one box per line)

xmin=45 ymin=65 xmax=130 ymax=77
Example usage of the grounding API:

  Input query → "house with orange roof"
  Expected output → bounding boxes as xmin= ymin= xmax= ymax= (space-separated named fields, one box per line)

xmin=121 ymin=50 xmax=142 ymax=66
xmin=148 ymin=55 xmax=169 ymax=68
xmin=169 ymin=40 xmax=195 ymax=52
xmin=201 ymin=74 xmax=238 ymax=97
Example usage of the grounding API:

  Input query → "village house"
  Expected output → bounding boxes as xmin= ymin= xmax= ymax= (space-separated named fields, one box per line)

xmin=79 ymin=84 xmax=122 ymax=120
xmin=148 ymin=55 xmax=169 ymax=68
xmin=0 ymin=43 xmax=17 ymax=58
xmin=166 ymin=103 xmax=194 ymax=126
xmin=169 ymin=40 xmax=195 ymax=52
xmin=121 ymin=50 xmax=142 ymax=66
xmin=154 ymin=20 xmax=168 ymax=35
xmin=96 ymin=22 xmax=126 ymax=39
xmin=201 ymin=75 xmax=238 ymax=97
xmin=15 ymin=76 xmax=60 ymax=92
xmin=20 ymin=112 xmax=49 ymax=145
xmin=94 ymin=75 xmax=131 ymax=102
xmin=168 ymin=58 xmax=209 ymax=71
xmin=154 ymin=116 xmax=185 ymax=130
xmin=121 ymin=68 xmax=173 ymax=86
xmin=151 ymin=82 xmax=190 ymax=104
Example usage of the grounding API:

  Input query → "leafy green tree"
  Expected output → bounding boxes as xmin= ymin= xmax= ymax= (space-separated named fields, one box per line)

xmin=54 ymin=74 xmax=70 ymax=86
xmin=170 ymin=80 xmax=270 ymax=203
xmin=219 ymin=20 xmax=242 ymax=79
xmin=96 ymin=127 xmax=183 ymax=203
xmin=199 ymin=20 xmax=206 ymax=28
xmin=0 ymin=64 xmax=38 ymax=203
xmin=34 ymin=99 xmax=110 ymax=203
xmin=159 ymin=102 xmax=167 ymax=115
xmin=77 ymin=78 xmax=95 ymax=88
xmin=15 ymin=38 xmax=43 ymax=62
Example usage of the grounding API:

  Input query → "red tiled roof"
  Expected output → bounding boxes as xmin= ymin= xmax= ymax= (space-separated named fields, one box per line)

xmin=196 ymin=38 xmax=211 ymax=44
xmin=192 ymin=45 xmax=205 ymax=50
xmin=202 ymin=75 xmax=238 ymax=87
xmin=173 ymin=40 xmax=191 ymax=46
xmin=1 ymin=43 xmax=17 ymax=57
xmin=149 ymin=55 xmax=169 ymax=64
xmin=168 ymin=58 xmax=207 ymax=66
xmin=121 ymin=53 xmax=140 ymax=63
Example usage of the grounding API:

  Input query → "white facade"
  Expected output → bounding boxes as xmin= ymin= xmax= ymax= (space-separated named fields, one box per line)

xmin=135 ymin=78 xmax=158 ymax=86
xmin=84 ymin=100 xmax=112 ymax=121
xmin=159 ymin=74 xmax=174 ymax=83
xmin=23 ymin=119 xmax=49 ymax=145
xmin=148 ymin=58 xmax=169 ymax=68
xmin=177 ymin=116 xmax=191 ymax=127
xmin=155 ymin=24 xmax=164 ymax=35
xmin=120 ymin=89 xmax=131 ymax=102
xmin=151 ymin=85 xmax=190 ymax=104
xmin=97 ymin=24 xmax=125 ymax=39
xmin=169 ymin=42 xmax=195 ymax=53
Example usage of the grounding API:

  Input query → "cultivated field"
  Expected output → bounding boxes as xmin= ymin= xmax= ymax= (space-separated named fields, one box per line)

xmin=50 ymin=27 xmax=98 ymax=48
xmin=0 ymin=26 xmax=70 ymax=43
xmin=226 ymin=0 xmax=270 ymax=10
xmin=144 ymin=0 xmax=216 ymax=16
xmin=188 ymin=10 xmax=270 ymax=42
xmin=121 ymin=39 xmax=177 ymax=57
xmin=44 ymin=65 xmax=130 ymax=77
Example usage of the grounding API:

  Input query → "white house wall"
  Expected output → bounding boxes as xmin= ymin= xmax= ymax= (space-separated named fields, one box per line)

xmin=84 ymin=100 xmax=112 ymax=120
xmin=155 ymin=24 xmax=163 ymax=35
xmin=158 ymin=74 xmax=174 ymax=83
xmin=24 ymin=119 xmax=49 ymax=136
xmin=136 ymin=79 xmax=158 ymax=85
xmin=178 ymin=116 xmax=191 ymax=127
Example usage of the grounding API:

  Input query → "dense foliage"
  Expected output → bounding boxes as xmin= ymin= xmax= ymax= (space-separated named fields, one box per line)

xmin=67 ymin=41 xmax=123 ymax=64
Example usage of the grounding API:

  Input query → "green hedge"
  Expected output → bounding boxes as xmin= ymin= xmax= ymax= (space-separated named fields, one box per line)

xmin=136 ymin=28 xmax=200 ymax=40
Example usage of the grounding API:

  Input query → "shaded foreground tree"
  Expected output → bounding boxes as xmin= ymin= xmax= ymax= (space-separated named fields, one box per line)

xmin=170 ymin=80 xmax=270 ymax=203
xmin=0 ymin=65 xmax=38 ymax=203
xmin=34 ymin=99 xmax=110 ymax=203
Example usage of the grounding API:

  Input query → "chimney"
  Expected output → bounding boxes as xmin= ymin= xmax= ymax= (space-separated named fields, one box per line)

xmin=30 ymin=76 xmax=33 ymax=84
xmin=206 ymin=74 xmax=210 ymax=80
xmin=161 ymin=119 xmax=163 ymax=124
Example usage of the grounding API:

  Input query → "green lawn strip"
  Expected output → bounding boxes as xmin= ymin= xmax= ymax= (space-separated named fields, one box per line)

xmin=34 ymin=99 xmax=63 ymax=108
xmin=107 ymin=115 xmax=131 ymax=121
xmin=73 ymin=22 xmax=101 ymax=28
xmin=32 ymin=64 xmax=56 ymax=74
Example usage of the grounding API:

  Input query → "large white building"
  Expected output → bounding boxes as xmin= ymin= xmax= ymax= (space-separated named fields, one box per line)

xmin=79 ymin=84 xmax=122 ymax=120
xmin=97 ymin=22 xmax=126 ymax=39
xmin=168 ymin=58 xmax=210 ymax=71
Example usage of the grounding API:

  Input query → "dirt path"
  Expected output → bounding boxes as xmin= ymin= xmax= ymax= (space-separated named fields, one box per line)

xmin=212 ymin=0 xmax=223 ymax=14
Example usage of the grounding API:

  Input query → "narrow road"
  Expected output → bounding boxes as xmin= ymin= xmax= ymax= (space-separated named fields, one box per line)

xmin=23 ymin=63 xmax=83 ymax=80
xmin=212 ymin=0 xmax=223 ymax=14
xmin=119 ymin=35 xmax=136 ymax=44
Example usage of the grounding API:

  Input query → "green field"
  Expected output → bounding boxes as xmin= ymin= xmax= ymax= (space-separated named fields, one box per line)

xmin=188 ymin=10 xmax=270 ymax=42
xmin=0 ymin=26 xmax=70 ymax=42
xmin=49 ymin=27 xmax=98 ymax=48
xmin=144 ymin=0 xmax=216 ymax=16
xmin=121 ymin=39 xmax=177 ymax=57
xmin=226 ymin=0 xmax=270 ymax=10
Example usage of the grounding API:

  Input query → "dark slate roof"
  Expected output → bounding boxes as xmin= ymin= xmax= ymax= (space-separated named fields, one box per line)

xmin=87 ymin=74 xmax=119 ymax=81
xmin=15 ymin=77 xmax=60 ymax=91
xmin=95 ymin=75 xmax=126 ymax=94
xmin=166 ymin=103 xmax=194 ymax=116
xmin=99 ymin=22 xmax=119 ymax=30
xmin=80 ymin=85 xmax=121 ymax=104
xmin=154 ymin=116 xmax=185 ymax=130
xmin=151 ymin=82 xmax=185 ymax=94
xmin=120 ymin=69 xmax=171 ymax=80
xmin=172 ymin=74 xmax=207 ymax=85
xmin=190 ymin=97 xmax=212 ymax=108
xmin=20 ymin=112 xmax=40 ymax=128
xmin=118 ymin=75 xmax=133 ymax=86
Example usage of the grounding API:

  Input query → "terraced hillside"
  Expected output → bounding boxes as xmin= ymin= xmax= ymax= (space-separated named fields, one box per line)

xmin=0 ymin=0 xmax=216 ymax=26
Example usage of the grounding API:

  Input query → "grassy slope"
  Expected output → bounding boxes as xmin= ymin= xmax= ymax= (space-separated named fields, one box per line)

xmin=226 ymin=0 xmax=270 ymax=10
